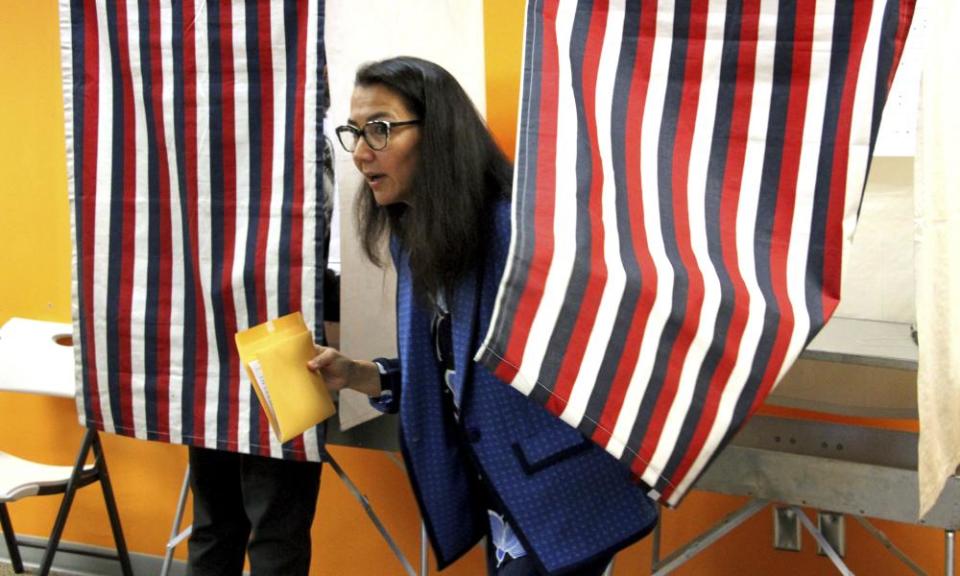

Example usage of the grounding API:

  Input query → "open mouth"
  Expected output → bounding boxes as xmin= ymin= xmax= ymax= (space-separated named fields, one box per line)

xmin=366 ymin=173 xmax=385 ymax=186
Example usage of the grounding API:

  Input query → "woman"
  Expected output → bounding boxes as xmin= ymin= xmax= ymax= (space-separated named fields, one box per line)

xmin=309 ymin=56 xmax=657 ymax=576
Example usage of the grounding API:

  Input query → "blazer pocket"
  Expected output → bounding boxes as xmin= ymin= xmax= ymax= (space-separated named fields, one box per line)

xmin=513 ymin=424 xmax=592 ymax=475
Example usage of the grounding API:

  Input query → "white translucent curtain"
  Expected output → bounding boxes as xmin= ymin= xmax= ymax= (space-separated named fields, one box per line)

xmin=916 ymin=0 xmax=960 ymax=518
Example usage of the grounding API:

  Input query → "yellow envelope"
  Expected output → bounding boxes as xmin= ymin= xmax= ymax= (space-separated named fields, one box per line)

xmin=235 ymin=312 xmax=336 ymax=443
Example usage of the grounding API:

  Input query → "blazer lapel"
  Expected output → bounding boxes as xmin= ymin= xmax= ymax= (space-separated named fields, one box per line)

xmin=450 ymin=266 xmax=479 ymax=408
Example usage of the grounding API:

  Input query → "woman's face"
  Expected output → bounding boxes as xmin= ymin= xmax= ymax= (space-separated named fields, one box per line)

xmin=348 ymin=84 xmax=421 ymax=206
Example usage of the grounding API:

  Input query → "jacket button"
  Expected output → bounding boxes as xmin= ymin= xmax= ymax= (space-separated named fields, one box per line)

xmin=466 ymin=427 xmax=482 ymax=443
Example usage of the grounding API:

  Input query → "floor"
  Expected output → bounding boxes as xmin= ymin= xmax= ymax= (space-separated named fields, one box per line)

xmin=0 ymin=561 xmax=68 ymax=576
xmin=0 ymin=563 xmax=29 ymax=576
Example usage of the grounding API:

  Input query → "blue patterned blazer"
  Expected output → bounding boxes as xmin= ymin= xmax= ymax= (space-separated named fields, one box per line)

xmin=381 ymin=199 xmax=658 ymax=575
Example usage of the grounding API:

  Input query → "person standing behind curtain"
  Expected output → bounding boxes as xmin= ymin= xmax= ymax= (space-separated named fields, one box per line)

xmin=308 ymin=56 xmax=658 ymax=576
xmin=186 ymin=137 xmax=338 ymax=576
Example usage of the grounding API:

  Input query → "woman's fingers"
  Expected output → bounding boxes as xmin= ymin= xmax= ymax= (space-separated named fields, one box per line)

xmin=307 ymin=345 xmax=352 ymax=391
xmin=307 ymin=345 xmax=336 ymax=371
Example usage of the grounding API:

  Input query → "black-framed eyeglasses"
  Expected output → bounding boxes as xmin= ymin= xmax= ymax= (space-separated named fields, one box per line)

xmin=335 ymin=119 xmax=421 ymax=153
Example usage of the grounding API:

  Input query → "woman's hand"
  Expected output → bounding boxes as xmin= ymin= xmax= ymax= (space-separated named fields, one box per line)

xmin=307 ymin=346 xmax=382 ymax=397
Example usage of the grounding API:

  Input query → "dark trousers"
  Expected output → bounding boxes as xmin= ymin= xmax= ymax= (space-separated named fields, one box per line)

xmin=484 ymin=536 xmax=613 ymax=576
xmin=186 ymin=446 xmax=322 ymax=576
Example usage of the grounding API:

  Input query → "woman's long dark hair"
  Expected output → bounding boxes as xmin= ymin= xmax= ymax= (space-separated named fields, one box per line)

xmin=353 ymin=57 xmax=512 ymax=299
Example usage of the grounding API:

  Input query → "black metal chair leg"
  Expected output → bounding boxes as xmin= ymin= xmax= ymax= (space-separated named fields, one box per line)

xmin=36 ymin=428 xmax=95 ymax=576
xmin=91 ymin=432 xmax=133 ymax=576
xmin=0 ymin=503 xmax=24 ymax=573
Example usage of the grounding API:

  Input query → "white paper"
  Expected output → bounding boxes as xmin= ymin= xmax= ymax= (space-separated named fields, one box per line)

xmin=247 ymin=358 xmax=276 ymax=421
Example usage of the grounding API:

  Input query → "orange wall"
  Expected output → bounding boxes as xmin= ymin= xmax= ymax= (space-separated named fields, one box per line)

xmin=0 ymin=2 xmax=947 ymax=575
xmin=0 ymin=0 xmax=190 ymax=560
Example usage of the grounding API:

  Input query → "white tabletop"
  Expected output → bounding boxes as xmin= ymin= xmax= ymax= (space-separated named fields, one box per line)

xmin=0 ymin=315 xmax=916 ymax=401
xmin=0 ymin=317 xmax=77 ymax=398
xmin=803 ymin=317 xmax=917 ymax=371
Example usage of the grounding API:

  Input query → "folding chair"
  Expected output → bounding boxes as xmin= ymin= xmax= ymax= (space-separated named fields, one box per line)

xmin=0 ymin=317 xmax=133 ymax=576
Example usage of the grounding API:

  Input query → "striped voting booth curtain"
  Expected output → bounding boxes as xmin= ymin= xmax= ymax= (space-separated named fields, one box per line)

xmin=478 ymin=0 xmax=915 ymax=505
xmin=60 ymin=0 xmax=328 ymax=461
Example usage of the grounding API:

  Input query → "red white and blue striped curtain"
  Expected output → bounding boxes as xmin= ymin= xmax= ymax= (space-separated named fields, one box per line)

xmin=478 ymin=0 xmax=915 ymax=505
xmin=60 ymin=0 xmax=328 ymax=461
